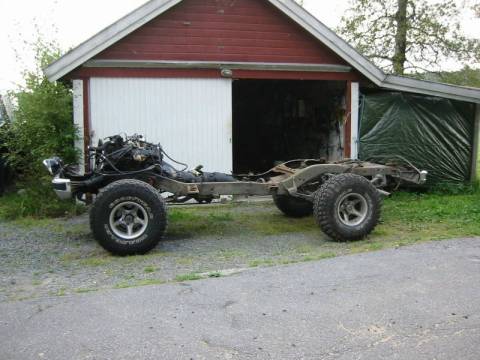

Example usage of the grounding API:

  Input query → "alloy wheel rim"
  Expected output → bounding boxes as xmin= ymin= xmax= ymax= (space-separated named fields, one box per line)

xmin=109 ymin=201 xmax=149 ymax=240
xmin=336 ymin=193 xmax=368 ymax=226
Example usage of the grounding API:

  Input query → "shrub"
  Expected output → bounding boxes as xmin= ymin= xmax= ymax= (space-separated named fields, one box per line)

xmin=0 ymin=39 xmax=82 ymax=219
xmin=1 ymin=39 xmax=78 ymax=178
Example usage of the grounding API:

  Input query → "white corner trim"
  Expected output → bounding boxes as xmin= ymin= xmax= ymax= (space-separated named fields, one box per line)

xmin=350 ymin=82 xmax=360 ymax=160
xmin=72 ymin=80 xmax=85 ymax=174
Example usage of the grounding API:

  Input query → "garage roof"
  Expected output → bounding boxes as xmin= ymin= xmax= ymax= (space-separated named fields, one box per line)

xmin=44 ymin=0 xmax=480 ymax=104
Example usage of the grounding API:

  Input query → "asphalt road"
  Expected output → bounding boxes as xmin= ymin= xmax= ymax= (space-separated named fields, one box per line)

xmin=1 ymin=238 xmax=479 ymax=360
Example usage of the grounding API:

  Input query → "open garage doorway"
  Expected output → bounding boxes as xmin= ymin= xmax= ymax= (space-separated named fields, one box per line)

xmin=232 ymin=80 xmax=347 ymax=174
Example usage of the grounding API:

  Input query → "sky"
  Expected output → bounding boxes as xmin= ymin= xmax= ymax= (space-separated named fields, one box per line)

xmin=0 ymin=0 xmax=478 ymax=92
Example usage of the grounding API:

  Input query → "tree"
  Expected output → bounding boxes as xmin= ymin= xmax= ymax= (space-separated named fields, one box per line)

xmin=338 ymin=0 xmax=480 ymax=75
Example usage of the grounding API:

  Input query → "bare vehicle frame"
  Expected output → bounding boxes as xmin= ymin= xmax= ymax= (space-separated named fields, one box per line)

xmin=44 ymin=134 xmax=427 ymax=255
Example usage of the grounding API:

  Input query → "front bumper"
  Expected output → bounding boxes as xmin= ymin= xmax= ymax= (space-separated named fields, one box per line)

xmin=52 ymin=177 xmax=73 ymax=200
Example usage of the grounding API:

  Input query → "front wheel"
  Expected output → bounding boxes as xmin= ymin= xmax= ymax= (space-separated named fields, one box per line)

xmin=313 ymin=174 xmax=381 ymax=241
xmin=89 ymin=179 xmax=167 ymax=255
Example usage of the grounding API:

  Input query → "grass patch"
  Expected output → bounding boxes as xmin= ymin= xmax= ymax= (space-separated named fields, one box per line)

xmin=0 ymin=179 xmax=86 ymax=220
xmin=74 ymin=288 xmax=98 ymax=294
xmin=55 ymin=288 xmax=67 ymax=297
xmin=379 ymin=191 xmax=480 ymax=240
xmin=168 ymin=203 xmax=316 ymax=238
xmin=114 ymin=283 xmax=130 ymax=289
xmin=144 ymin=266 xmax=156 ymax=273
xmin=249 ymin=259 xmax=276 ymax=268
xmin=175 ymin=273 xmax=203 ymax=282
xmin=249 ymin=252 xmax=337 ymax=268
xmin=112 ymin=278 xmax=166 ymax=290
xmin=137 ymin=279 xmax=165 ymax=286
xmin=168 ymin=208 xmax=236 ymax=237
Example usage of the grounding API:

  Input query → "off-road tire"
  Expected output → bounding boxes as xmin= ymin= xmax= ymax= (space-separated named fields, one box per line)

xmin=313 ymin=174 xmax=381 ymax=241
xmin=273 ymin=194 xmax=313 ymax=218
xmin=89 ymin=179 xmax=167 ymax=256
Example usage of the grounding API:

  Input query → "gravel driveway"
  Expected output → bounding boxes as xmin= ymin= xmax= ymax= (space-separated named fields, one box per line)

xmin=2 ymin=198 xmax=474 ymax=303
xmin=1 ymin=201 xmax=354 ymax=302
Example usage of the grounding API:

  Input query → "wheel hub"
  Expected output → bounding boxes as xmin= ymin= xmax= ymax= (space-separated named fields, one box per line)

xmin=109 ymin=201 xmax=149 ymax=240
xmin=336 ymin=193 xmax=369 ymax=227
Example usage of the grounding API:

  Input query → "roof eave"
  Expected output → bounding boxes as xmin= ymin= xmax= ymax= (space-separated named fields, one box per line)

xmin=384 ymin=75 xmax=480 ymax=104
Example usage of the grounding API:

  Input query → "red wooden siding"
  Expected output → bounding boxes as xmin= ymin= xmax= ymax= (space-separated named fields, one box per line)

xmin=94 ymin=0 xmax=349 ymax=66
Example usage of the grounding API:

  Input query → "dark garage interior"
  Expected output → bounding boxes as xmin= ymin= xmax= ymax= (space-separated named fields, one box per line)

xmin=232 ymin=79 xmax=347 ymax=174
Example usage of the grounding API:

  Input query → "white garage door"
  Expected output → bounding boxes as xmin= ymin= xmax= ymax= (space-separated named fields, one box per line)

xmin=89 ymin=77 xmax=233 ymax=173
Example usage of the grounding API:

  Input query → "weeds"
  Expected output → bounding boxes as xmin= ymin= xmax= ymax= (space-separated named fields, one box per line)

xmin=175 ymin=273 xmax=203 ymax=282
xmin=75 ymin=288 xmax=97 ymax=294
xmin=0 ymin=179 xmax=85 ymax=220
xmin=144 ymin=266 xmax=156 ymax=273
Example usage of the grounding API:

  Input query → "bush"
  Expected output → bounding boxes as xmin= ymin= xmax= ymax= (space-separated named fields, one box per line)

xmin=1 ymin=39 xmax=78 ymax=178
xmin=0 ymin=39 xmax=81 ymax=220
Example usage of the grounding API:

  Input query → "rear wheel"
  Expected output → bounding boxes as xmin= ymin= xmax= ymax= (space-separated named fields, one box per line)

xmin=313 ymin=174 xmax=381 ymax=241
xmin=273 ymin=194 xmax=313 ymax=218
xmin=90 ymin=179 xmax=167 ymax=255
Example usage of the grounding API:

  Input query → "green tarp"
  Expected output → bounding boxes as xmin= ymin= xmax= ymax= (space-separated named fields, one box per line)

xmin=359 ymin=92 xmax=476 ymax=184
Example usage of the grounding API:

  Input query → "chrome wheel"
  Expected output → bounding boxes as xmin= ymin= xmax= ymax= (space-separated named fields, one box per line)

xmin=336 ymin=193 xmax=368 ymax=226
xmin=109 ymin=201 xmax=149 ymax=240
